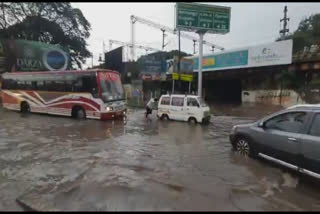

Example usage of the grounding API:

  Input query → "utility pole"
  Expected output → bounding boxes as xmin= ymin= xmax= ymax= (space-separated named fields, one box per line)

xmin=130 ymin=15 xmax=137 ymax=61
xmin=178 ymin=29 xmax=181 ymax=93
xmin=279 ymin=5 xmax=290 ymax=40
xmin=161 ymin=29 xmax=166 ymax=50
xmin=198 ymin=32 xmax=205 ymax=97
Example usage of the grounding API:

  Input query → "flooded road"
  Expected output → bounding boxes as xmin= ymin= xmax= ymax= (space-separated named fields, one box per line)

xmin=0 ymin=105 xmax=320 ymax=211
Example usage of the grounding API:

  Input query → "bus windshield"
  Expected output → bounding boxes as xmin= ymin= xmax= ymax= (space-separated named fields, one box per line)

xmin=98 ymin=72 xmax=124 ymax=103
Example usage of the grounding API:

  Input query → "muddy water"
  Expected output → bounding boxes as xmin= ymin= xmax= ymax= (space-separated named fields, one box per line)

xmin=0 ymin=105 xmax=320 ymax=211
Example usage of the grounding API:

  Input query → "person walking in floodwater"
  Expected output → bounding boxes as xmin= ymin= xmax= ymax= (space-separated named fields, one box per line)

xmin=145 ymin=97 xmax=158 ymax=118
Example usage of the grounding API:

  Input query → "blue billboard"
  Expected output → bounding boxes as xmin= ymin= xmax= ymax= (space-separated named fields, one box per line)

xmin=193 ymin=49 xmax=248 ymax=71
xmin=140 ymin=55 xmax=166 ymax=81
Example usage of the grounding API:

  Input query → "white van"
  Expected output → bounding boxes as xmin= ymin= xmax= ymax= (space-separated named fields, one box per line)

xmin=157 ymin=94 xmax=211 ymax=124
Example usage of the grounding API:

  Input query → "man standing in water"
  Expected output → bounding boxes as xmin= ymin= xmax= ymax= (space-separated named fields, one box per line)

xmin=145 ymin=97 xmax=158 ymax=118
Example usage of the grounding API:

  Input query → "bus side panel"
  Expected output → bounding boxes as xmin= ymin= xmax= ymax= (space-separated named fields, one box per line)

xmin=1 ymin=90 xmax=21 ymax=111
xmin=36 ymin=92 xmax=101 ymax=119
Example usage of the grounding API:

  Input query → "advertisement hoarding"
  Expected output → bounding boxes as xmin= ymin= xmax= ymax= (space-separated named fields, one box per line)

xmin=248 ymin=39 xmax=293 ymax=67
xmin=140 ymin=55 xmax=166 ymax=81
xmin=0 ymin=39 xmax=70 ymax=74
xmin=193 ymin=50 xmax=248 ymax=71
xmin=191 ymin=39 xmax=293 ymax=72
xmin=104 ymin=46 xmax=123 ymax=73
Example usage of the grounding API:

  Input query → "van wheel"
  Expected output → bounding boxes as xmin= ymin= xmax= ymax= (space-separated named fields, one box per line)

xmin=188 ymin=117 xmax=197 ymax=124
xmin=161 ymin=114 xmax=169 ymax=120
xmin=21 ymin=102 xmax=30 ymax=114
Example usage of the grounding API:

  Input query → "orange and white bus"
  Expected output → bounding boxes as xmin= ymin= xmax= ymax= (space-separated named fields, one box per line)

xmin=1 ymin=69 xmax=126 ymax=120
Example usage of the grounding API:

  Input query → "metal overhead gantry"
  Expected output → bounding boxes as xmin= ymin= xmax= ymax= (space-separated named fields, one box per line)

xmin=109 ymin=39 xmax=162 ymax=61
xmin=130 ymin=15 xmax=225 ymax=57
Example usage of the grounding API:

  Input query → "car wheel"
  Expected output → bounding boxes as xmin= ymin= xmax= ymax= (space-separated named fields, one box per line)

xmin=235 ymin=137 xmax=253 ymax=157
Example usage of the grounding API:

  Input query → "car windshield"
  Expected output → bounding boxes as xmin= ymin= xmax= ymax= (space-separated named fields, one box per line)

xmin=198 ymin=97 xmax=208 ymax=107
xmin=99 ymin=72 xmax=124 ymax=103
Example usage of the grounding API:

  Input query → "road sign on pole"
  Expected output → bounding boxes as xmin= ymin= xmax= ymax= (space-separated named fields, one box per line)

xmin=175 ymin=2 xmax=231 ymax=97
xmin=176 ymin=2 xmax=231 ymax=33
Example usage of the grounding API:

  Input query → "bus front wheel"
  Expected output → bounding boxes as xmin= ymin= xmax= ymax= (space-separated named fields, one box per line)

xmin=73 ymin=107 xmax=86 ymax=120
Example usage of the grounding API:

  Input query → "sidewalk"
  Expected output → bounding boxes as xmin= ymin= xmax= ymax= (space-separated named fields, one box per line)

xmin=209 ymin=102 xmax=284 ymax=118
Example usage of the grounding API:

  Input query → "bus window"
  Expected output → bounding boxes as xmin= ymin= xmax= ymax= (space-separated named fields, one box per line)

xmin=37 ymin=81 xmax=45 ymax=91
xmin=45 ymin=80 xmax=65 ymax=92
xmin=17 ymin=80 xmax=25 ymax=90
xmin=82 ymin=76 xmax=98 ymax=97
xmin=65 ymin=80 xmax=73 ymax=92
xmin=72 ymin=78 xmax=83 ymax=92
xmin=31 ymin=81 xmax=37 ymax=90
xmin=25 ymin=81 xmax=32 ymax=90
xmin=54 ymin=80 xmax=66 ymax=92
xmin=6 ymin=79 xmax=17 ymax=90
xmin=46 ymin=81 xmax=57 ymax=91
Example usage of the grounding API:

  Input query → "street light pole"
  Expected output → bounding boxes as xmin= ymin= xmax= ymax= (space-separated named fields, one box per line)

xmin=178 ymin=29 xmax=181 ymax=93
xmin=197 ymin=32 xmax=205 ymax=97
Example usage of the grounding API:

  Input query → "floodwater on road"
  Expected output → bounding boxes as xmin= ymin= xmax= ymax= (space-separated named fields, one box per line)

xmin=0 ymin=104 xmax=320 ymax=211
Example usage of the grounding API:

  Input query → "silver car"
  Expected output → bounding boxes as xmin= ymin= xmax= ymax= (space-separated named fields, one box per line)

xmin=229 ymin=104 xmax=320 ymax=179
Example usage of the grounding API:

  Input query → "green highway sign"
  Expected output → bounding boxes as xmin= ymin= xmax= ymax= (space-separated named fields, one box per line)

xmin=176 ymin=2 xmax=231 ymax=34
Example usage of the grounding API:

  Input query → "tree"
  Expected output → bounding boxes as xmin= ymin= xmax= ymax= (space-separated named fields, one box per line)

xmin=0 ymin=2 xmax=91 ymax=69
xmin=277 ymin=13 xmax=320 ymax=54
xmin=137 ymin=50 xmax=191 ymax=64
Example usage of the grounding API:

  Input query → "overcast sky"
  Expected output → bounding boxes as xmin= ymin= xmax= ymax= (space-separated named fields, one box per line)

xmin=71 ymin=2 xmax=320 ymax=68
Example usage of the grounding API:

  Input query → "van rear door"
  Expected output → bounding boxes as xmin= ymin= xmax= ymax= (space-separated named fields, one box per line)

xmin=158 ymin=96 xmax=170 ymax=117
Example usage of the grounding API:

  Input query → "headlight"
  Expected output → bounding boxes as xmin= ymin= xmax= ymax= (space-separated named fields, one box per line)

xmin=106 ymin=106 xmax=113 ymax=112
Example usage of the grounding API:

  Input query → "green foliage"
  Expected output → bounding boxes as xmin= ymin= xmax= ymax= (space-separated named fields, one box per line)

xmin=279 ymin=70 xmax=305 ymax=89
xmin=0 ymin=2 xmax=91 ymax=69
xmin=163 ymin=50 xmax=191 ymax=60
xmin=137 ymin=50 xmax=191 ymax=64
xmin=277 ymin=13 xmax=320 ymax=54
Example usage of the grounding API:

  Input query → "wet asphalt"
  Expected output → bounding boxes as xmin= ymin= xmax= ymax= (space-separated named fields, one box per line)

xmin=0 ymin=104 xmax=320 ymax=211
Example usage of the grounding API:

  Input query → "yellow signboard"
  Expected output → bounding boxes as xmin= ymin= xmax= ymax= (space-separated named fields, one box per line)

xmin=172 ymin=72 xmax=179 ymax=80
xmin=171 ymin=57 xmax=194 ymax=82
xmin=181 ymin=73 xmax=193 ymax=82
xmin=173 ymin=72 xmax=193 ymax=81
xmin=203 ymin=58 xmax=215 ymax=66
